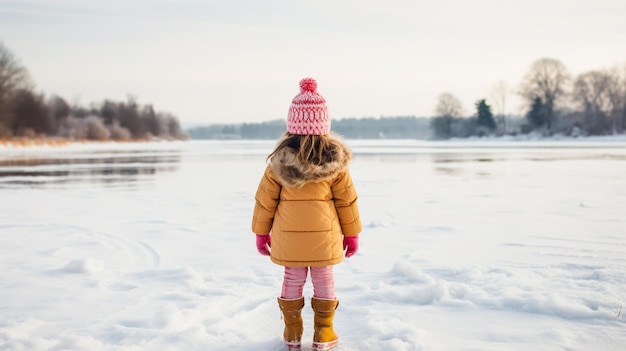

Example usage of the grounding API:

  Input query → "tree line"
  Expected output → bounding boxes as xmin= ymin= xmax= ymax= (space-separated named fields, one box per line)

xmin=187 ymin=116 xmax=433 ymax=140
xmin=431 ymin=58 xmax=626 ymax=139
xmin=0 ymin=41 xmax=188 ymax=141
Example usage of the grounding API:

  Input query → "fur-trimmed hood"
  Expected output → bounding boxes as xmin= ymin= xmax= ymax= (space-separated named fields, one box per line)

xmin=269 ymin=134 xmax=352 ymax=188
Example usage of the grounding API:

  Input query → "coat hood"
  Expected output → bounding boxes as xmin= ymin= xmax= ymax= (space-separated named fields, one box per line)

xmin=269 ymin=134 xmax=352 ymax=188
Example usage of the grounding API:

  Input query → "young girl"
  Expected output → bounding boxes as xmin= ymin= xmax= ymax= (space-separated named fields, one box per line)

xmin=251 ymin=77 xmax=361 ymax=351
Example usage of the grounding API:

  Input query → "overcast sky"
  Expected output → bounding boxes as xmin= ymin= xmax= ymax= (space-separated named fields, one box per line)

xmin=1 ymin=0 xmax=625 ymax=124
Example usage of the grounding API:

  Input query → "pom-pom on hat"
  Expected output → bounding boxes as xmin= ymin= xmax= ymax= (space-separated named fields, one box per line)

xmin=287 ymin=77 xmax=330 ymax=135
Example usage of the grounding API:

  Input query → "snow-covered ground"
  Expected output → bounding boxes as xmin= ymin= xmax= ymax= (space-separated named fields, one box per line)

xmin=1 ymin=139 xmax=625 ymax=351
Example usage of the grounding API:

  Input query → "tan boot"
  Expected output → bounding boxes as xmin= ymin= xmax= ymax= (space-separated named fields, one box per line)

xmin=311 ymin=297 xmax=339 ymax=351
xmin=277 ymin=297 xmax=305 ymax=350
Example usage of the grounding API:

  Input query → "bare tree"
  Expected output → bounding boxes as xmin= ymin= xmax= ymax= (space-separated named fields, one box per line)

xmin=490 ymin=80 xmax=509 ymax=133
xmin=572 ymin=70 xmax=613 ymax=134
xmin=0 ymin=41 xmax=32 ymax=134
xmin=431 ymin=92 xmax=463 ymax=139
xmin=85 ymin=116 xmax=111 ymax=140
xmin=519 ymin=58 xmax=570 ymax=132
xmin=0 ymin=42 xmax=31 ymax=98
xmin=48 ymin=95 xmax=71 ymax=131
xmin=58 ymin=116 xmax=88 ymax=139
xmin=12 ymin=89 xmax=55 ymax=136
xmin=118 ymin=96 xmax=144 ymax=138
xmin=58 ymin=115 xmax=110 ymax=140
xmin=108 ymin=121 xmax=132 ymax=140
xmin=605 ymin=64 xmax=626 ymax=134
xmin=435 ymin=92 xmax=463 ymax=117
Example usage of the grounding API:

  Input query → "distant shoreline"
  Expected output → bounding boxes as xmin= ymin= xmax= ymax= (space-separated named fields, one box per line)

xmin=0 ymin=137 xmax=186 ymax=148
xmin=2 ymin=134 xmax=626 ymax=150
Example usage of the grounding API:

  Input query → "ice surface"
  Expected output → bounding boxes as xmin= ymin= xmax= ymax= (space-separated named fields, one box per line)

xmin=1 ymin=139 xmax=625 ymax=350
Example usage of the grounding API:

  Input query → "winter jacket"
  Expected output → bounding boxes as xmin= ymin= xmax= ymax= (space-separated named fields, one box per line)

xmin=251 ymin=135 xmax=362 ymax=267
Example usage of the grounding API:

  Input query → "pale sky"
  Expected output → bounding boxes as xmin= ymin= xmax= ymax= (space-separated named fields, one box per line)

xmin=1 ymin=0 xmax=625 ymax=124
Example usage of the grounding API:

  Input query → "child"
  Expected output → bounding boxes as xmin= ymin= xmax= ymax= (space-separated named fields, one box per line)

xmin=251 ymin=77 xmax=362 ymax=351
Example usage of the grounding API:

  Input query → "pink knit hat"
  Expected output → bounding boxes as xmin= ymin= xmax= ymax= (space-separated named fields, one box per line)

xmin=287 ymin=78 xmax=330 ymax=135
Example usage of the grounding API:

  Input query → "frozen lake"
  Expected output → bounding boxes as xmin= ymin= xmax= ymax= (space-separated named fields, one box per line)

xmin=1 ymin=139 xmax=625 ymax=350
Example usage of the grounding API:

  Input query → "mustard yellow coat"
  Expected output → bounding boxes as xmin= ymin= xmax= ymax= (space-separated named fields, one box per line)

xmin=251 ymin=135 xmax=361 ymax=267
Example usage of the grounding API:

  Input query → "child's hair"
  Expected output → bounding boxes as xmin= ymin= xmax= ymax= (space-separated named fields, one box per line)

xmin=268 ymin=132 xmax=336 ymax=166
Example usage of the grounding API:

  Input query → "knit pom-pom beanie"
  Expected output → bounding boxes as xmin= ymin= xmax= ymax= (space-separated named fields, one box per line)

xmin=286 ymin=78 xmax=330 ymax=135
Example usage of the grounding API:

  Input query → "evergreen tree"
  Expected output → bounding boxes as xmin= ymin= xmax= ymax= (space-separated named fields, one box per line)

xmin=475 ymin=99 xmax=496 ymax=130
xmin=527 ymin=96 xmax=547 ymax=128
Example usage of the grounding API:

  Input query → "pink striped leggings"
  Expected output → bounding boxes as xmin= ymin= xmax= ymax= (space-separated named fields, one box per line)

xmin=281 ymin=266 xmax=335 ymax=300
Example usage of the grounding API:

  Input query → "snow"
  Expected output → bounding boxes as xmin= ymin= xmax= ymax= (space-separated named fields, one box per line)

xmin=1 ymin=139 xmax=625 ymax=351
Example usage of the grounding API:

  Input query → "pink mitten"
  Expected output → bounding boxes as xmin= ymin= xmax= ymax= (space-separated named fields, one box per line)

xmin=256 ymin=234 xmax=271 ymax=256
xmin=343 ymin=236 xmax=359 ymax=258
